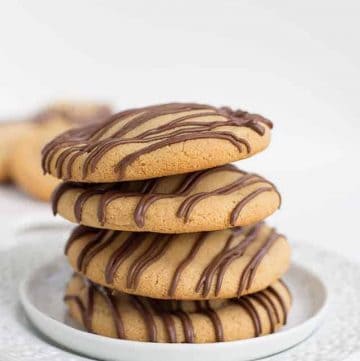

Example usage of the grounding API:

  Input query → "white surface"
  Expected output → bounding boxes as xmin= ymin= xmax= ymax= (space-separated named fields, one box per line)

xmin=0 ymin=1 xmax=359 ymax=261
xmin=0 ymin=222 xmax=359 ymax=360
xmin=20 ymin=258 xmax=328 ymax=361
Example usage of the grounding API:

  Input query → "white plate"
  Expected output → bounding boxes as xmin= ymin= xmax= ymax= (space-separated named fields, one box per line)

xmin=19 ymin=256 xmax=328 ymax=361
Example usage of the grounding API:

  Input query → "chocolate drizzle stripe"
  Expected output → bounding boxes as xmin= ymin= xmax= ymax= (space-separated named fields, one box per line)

xmin=237 ymin=298 xmax=262 ymax=337
xmin=132 ymin=166 xmax=242 ymax=227
xmin=84 ymin=282 xmax=95 ymax=332
xmin=42 ymin=103 xmax=272 ymax=180
xmin=52 ymin=165 xmax=279 ymax=231
xmin=63 ymin=295 xmax=88 ymax=330
xmin=105 ymin=233 xmax=144 ymax=284
xmin=64 ymin=225 xmax=93 ymax=255
xmin=74 ymin=189 xmax=102 ymax=223
xmin=99 ymin=288 xmax=125 ymax=339
xmin=161 ymin=313 xmax=177 ymax=343
xmin=230 ymin=187 xmax=274 ymax=226
xmin=168 ymin=233 xmax=208 ymax=297
xmin=203 ymin=301 xmax=224 ymax=342
xmin=213 ymin=226 xmax=260 ymax=296
xmin=131 ymin=296 xmax=157 ymax=342
xmin=148 ymin=299 xmax=179 ymax=343
xmin=267 ymin=286 xmax=288 ymax=324
xmin=195 ymin=234 xmax=234 ymax=297
xmin=55 ymin=147 xmax=80 ymax=178
xmin=127 ymin=235 xmax=174 ymax=289
xmin=128 ymin=112 xmax=219 ymax=139
xmin=76 ymin=230 xmax=107 ymax=271
xmin=195 ymin=224 xmax=262 ymax=297
xmin=255 ymin=291 xmax=280 ymax=323
xmin=79 ymin=231 xmax=116 ymax=273
xmin=90 ymin=104 xmax=213 ymax=141
xmin=88 ymin=108 xmax=145 ymax=141
xmin=51 ymin=182 xmax=77 ymax=216
xmin=250 ymin=294 xmax=276 ymax=333
xmin=113 ymin=131 xmax=248 ymax=178
xmin=134 ymin=194 xmax=172 ymax=228
xmin=98 ymin=190 xmax=133 ymax=226
xmin=278 ymin=279 xmax=292 ymax=303
xmin=174 ymin=310 xmax=195 ymax=343
xmin=177 ymin=175 xmax=265 ymax=223
xmin=237 ymin=229 xmax=280 ymax=296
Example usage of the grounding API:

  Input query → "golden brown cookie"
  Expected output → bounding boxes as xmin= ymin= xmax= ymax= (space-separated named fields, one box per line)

xmin=52 ymin=165 xmax=281 ymax=233
xmin=65 ymin=222 xmax=290 ymax=300
xmin=9 ymin=102 xmax=112 ymax=201
xmin=65 ymin=273 xmax=291 ymax=343
xmin=42 ymin=103 xmax=273 ymax=183
xmin=0 ymin=121 xmax=32 ymax=182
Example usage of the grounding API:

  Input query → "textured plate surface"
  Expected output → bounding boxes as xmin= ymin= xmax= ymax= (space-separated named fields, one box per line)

xmin=20 ymin=257 xmax=327 ymax=361
xmin=0 ymin=222 xmax=359 ymax=360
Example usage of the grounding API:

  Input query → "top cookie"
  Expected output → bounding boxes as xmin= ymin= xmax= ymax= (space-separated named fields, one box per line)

xmin=42 ymin=103 xmax=273 ymax=182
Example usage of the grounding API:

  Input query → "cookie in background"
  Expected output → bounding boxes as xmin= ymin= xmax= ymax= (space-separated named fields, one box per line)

xmin=8 ymin=101 xmax=112 ymax=201
xmin=0 ymin=120 xmax=32 ymax=182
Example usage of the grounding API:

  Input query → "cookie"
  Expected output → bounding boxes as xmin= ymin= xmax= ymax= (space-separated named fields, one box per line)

xmin=0 ymin=121 xmax=32 ymax=182
xmin=52 ymin=165 xmax=281 ymax=233
xmin=32 ymin=101 xmax=112 ymax=126
xmin=65 ymin=273 xmax=291 ymax=343
xmin=65 ymin=222 xmax=290 ymax=300
xmin=42 ymin=103 xmax=273 ymax=183
xmin=9 ymin=102 xmax=112 ymax=201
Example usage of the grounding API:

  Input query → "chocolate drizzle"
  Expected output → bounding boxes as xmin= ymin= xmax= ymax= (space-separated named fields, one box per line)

xmin=52 ymin=165 xmax=281 ymax=229
xmin=104 ymin=233 xmax=144 ymax=284
xmin=202 ymin=300 xmax=224 ymax=341
xmin=65 ymin=275 xmax=290 ymax=342
xmin=126 ymin=234 xmax=175 ymax=289
xmin=63 ymin=295 xmax=87 ymax=328
xmin=64 ymin=225 xmax=93 ymax=255
xmin=131 ymin=296 xmax=157 ymax=342
xmin=268 ymin=285 xmax=288 ymax=324
xmin=42 ymin=103 xmax=273 ymax=180
xmin=237 ymin=297 xmax=262 ymax=336
xmin=237 ymin=229 xmax=280 ymax=296
xmin=250 ymin=293 xmax=278 ymax=333
xmin=65 ymin=222 xmax=282 ymax=298
xmin=195 ymin=225 xmax=260 ymax=297
xmin=84 ymin=279 xmax=95 ymax=331
xmin=168 ymin=232 xmax=208 ymax=297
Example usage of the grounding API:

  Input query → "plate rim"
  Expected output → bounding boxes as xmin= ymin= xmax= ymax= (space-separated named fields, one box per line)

xmin=19 ymin=257 xmax=329 ymax=352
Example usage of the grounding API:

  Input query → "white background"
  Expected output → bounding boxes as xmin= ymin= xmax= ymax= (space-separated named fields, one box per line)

xmin=0 ymin=0 xmax=359 ymax=261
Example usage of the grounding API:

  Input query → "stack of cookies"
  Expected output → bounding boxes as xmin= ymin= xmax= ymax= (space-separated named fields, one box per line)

xmin=42 ymin=103 xmax=292 ymax=343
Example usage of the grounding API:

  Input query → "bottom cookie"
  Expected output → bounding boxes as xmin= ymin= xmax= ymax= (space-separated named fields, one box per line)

xmin=65 ymin=274 xmax=291 ymax=343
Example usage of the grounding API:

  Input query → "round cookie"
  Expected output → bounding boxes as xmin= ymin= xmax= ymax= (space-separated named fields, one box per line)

xmin=52 ymin=165 xmax=281 ymax=233
xmin=65 ymin=222 xmax=290 ymax=300
xmin=65 ymin=273 xmax=291 ymax=343
xmin=0 ymin=121 xmax=32 ymax=182
xmin=9 ymin=102 xmax=112 ymax=201
xmin=42 ymin=103 xmax=273 ymax=182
